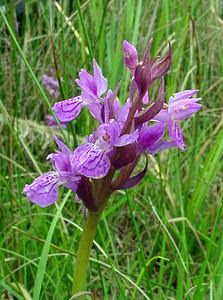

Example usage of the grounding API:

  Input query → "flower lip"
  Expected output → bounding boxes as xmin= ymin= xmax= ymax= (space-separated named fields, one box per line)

xmin=72 ymin=143 xmax=111 ymax=179
xmin=23 ymin=171 xmax=60 ymax=207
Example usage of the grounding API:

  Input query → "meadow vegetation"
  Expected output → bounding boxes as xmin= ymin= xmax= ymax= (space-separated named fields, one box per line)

xmin=0 ymin=1 xmax=223 ymax=299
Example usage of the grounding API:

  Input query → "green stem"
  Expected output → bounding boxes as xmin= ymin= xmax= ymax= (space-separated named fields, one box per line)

xmin=72 ymin=211 xmax=101 ymax=298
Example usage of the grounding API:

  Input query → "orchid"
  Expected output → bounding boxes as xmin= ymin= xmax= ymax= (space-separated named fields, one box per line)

xmin=42 ymin=68 xmax=61 ymax=99
xmin=24 ymin=136 xmax=80 ymax=207
xmin=24 ymin=38 xmax=202 ymax=297
xmin=154 ymin=90 xmax=202 ymax=149
xmin=53 ymin=60 xmax=107 ymax=123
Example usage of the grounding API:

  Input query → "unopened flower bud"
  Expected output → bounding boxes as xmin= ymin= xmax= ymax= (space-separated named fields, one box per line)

xmin=123 ymin=40 xmax=139 ymax=73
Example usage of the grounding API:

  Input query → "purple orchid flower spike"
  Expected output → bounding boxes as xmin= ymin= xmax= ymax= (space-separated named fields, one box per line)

xmin=26 ymin=42 xmax=201 ymax=209
xmin=24 ymin=38 xmax=203 ymax=296
xmin=23 ymin=136 xmax=80 ymax=207
xmin=154 ymin=89 xmax=202 ymax=150
xmin=53 ymin=60 xmax=107 ymax=123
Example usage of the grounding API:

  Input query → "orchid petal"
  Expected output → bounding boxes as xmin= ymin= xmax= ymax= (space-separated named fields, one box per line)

xmin=87 ymin=101 xmax=103 ymax=122
xmin=53 ymin=96 xmax=83 ymax=122
xmin=147 ymin=140 xmax=176 ymax=155
xmin=169 ymin=97 xmax=202 ymax=112
xmin=169 ymin=89 xmax=199 ymax=104
xmin=93 ymin=59 xmax=108 ymax=96
xmin=113 ymin=97 xmax=130 ymax=124
xmin=142 ymin=92 xmax=149 ymax=105
xmin=53 ymin=135 xmax=72 ymax=156
xmin=172 ymin=103 xmax=202 ymax=120
xmin=168 ymin=121 xmax=185 ymax=150
xmin=63 ymin=180 xmax=80 ymax=193
xmin=46 ymin=115 xmax=67 ymax=128
xmin=48 ymin=152 xmax=70 ymax=174
xmin=102 ymin=90 xmax=112 ymax=123
xmin=114 ymin=130 xmax=139 ymax=147
xmin=153 ymin=109 xmax=170 ymax=122
xmin=23 ymin=172 xmax=59 ymax=207
xmin=76 ymin=69 xmax=98 ymax=102
xmin=139 ymin=122 xmax=166 ymax=150
xmin=102 ymin=83 xmax=122 ymax=123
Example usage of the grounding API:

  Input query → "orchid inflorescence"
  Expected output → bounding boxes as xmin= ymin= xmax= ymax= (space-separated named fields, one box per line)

xmin=24 ymin=39 xmax=202 ymax=213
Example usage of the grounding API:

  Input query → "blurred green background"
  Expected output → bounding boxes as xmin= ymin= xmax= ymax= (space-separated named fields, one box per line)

xmin=1 ymin=0 xmax=223 ymax=299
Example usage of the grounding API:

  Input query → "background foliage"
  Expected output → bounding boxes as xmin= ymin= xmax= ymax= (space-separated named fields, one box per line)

xmin=0 ymin=0 xmax=223 ymax=299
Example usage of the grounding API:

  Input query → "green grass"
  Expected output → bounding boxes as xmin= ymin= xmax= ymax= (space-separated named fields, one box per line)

xmin=1 ymin=0 xmax=223 ymax=299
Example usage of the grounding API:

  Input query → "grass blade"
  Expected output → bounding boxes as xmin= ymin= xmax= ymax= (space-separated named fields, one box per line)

xmin=32 ymin=191 xmax=71 ymax=300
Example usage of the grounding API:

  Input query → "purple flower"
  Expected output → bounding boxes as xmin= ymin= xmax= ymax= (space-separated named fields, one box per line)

xmin=72 ymin=120 xmax=139 ymax=179
xmin=24 ymin=39 xmax=202 ymax=211
xmin=53 ymin=60 xmax=107 ymax=123
xmin=154 ymin=90 xmax=202 ymax=150
xmin=138 ymin=122 xmax=176 ymax=155
xmin=42 ymin=68 xmax=62 ymax=99
xmin=76 ymin=59 xmax=108 ymax=103
xmin=23 ymin=136 xmax=80 ymax=207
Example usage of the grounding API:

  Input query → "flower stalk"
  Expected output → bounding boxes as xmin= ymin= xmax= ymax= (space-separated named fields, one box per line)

xmin=72 ymin=210 xmax=102 ymax=297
